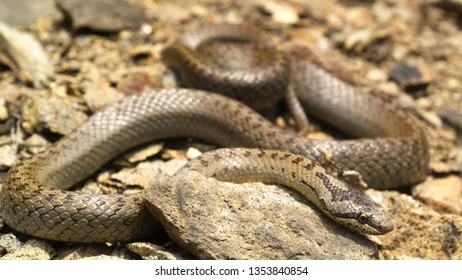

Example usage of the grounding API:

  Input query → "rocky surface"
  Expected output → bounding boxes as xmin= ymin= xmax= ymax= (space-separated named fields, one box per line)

xmin=145 ymin=172 xmax=379 ymax=260
xmin=0 ymin=0 xmax=461 ymax=259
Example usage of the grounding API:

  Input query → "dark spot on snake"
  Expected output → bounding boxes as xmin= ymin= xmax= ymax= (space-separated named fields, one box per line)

xmin=257 ymin=150 xmax=266 ymax=157
xmin=270 ymin=152 xmax=278 ymax=159
xmin=252 ymin=123 xmax=262 ymax=130
xmin=292 ymin=157 xmax=304 ymax=165
xmin=200 ymin=159 xmax=209 ymax=167
xmin=267 ymin=131 xmax=276 ymax=138
xmin=213 ymin=154 xmax=222 ymax=160
xmin=303 ymin=162 xmax=315 ymax=170
xmin=280 ymin=153 xmax=291 ymax=160
xmin=244 ymin=150 xmax=251 ymax=157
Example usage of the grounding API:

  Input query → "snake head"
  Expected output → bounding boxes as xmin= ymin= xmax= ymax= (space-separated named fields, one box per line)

xmin=332 ymin=187 xmax=394 ymax=235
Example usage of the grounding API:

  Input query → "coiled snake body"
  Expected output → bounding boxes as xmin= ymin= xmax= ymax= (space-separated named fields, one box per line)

xmin=0 ymin=25 xmax=429 ymax=243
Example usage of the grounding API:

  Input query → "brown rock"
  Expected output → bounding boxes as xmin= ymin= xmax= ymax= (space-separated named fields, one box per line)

xmin=370 ymin=190 xmax=462 ymax=259
xmin=1 ymin=239 xmax=55 ymax=260
xmin=0 ymin=0 xmax=60 ymax=27
xmin=145 ymin=172 xmax=379 ymax=260
xmin=57 ymin=0 xmax=146 ymax=32
xmin=412 ymin=176 xmax=462 ymax=215
xmin=22 ymin=92 xmax=88 ymax=135
xmin=55 ymin=244 xmax=131 ymax=260
xmin=126 ymin=242 xmax=189 ymax=260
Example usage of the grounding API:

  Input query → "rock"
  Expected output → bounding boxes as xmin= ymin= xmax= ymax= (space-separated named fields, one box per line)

xmin=116 ymin=72 xmax=156 ymax=96
xmin=146 ymin=3 xmax=192 ymax=23
xmin=257 ymin=0 xmax=300 ymax=25
xmin=388 ymin=61 xmax=435 ymax=92
xmin=0 ymin=0 xmax=60 ymax=27
xmin=1 ymin=239 xmax=55 ymax=260
xmin=83 ymin=79 xmax=124 ymax=112
xmin=0 ymin=22 xmax=53 ymax=87
xmin=55 ymin=244 xmax=131 ymax=260
xmin=123 ymin=143 xmax=164 ymax=164
xmin=412 ymin=176 xmax=462 ymax=215
xmin=0 ymin=99 xmax=9 ymax=121
xmin=0 ymin=233 xmax=22 ymax=256
xmin=21 ymin=92 xmax=88 ymax=135
xmin=56 ymin=0 xmax=146 ymax=32
xmin=23 ymin=134 xmax=50 ymax=155
xmin=370 ymin=190 xmax=462 ymax=259
xmin=126 ymin=242 xmax=189 ymax=260
xmin=145 ymin=172 xmax=379 ymax=260
xmin=0 ymin=138 xmax=17 ymax=169
xmin=111 ymin=158 xmax=188 ymax=189
xmin=437 ymin=106 xmax=462 ymax=132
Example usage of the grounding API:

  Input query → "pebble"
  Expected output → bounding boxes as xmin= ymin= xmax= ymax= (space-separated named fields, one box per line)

xmin=126 ymin=242 xmax=187 ymax=260
xmin=412 ymin=176 xmax=462 ymax=215
xmin=56 ymin=0 xmax=146 ymax=32
xmin=1 ymin=239 xmax=55 ymax=260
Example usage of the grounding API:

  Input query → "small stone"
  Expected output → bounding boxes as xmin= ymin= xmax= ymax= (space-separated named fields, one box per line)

xmin=258 ymin=0 xmax=299 ymax=25
xmin=126 ymin=242 xmax=187 ymax=260
xmin=55 ymin=244 xmax=131 ymax=260
xmin=0 ymin=139 xmax=17 ymax=169
xmin=146 ymin=3 xmax=192 ymax=23
xmin=0 ymin=233 xmax=22 ymax=255
xmin=1 ymin=239 xmax=55 ymax=260
xmin=22 ymin=92 xmax=88 ymax=135
xmin=124 ymin=142 xmax=164 ymax=163
xmin=186 ymin=147 xmax=202 ymax=159
xmin=117 ymin=72 xmax=155 ymax=96
xmin=388 ymin=61 xmax=435 ymax=91
xmin=0 ymin=100 xmax=9 ymax=121
xmin=111 ymin=158 xmax=188 ymax=189
xmin=23 ymin=134 xmax=50 ymax=155
xmin=84 ymin=81 xmax=124 ymax=112
xmin=437 ymin=106 xmax=462 ymax=132
xmin=57 ymin=0 xmax=146 ymax=32
xmin=412 ymin=176 xmax=462 ymax=215
xmin=0 ymin=0 xmax=60 ymax=27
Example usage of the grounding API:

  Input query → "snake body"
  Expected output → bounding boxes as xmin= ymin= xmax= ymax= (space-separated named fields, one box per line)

xmin=0 ymin=25 xmax=429 ymax=243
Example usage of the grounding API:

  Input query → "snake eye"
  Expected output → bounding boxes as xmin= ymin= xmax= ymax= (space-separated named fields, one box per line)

xmin=358 ymin=213 xmax=369 ymax=224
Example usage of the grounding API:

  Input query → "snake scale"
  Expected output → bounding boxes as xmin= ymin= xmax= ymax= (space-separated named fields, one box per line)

xmin=0 ymin=24 xmax=429 ymax=243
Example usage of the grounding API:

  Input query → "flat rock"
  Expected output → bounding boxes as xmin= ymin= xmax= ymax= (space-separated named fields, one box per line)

xmin=0 ymin=0 xmax=60 ymax=27
xmin=0 ymin=233 xmax=22 ymax=256
xmin=126 ymin=242 xmax=190 ymax=260
xmin=370 ymin=189 xmax=462 ymax=259
xmin=55 ymin=244 xmax=131 ymax=260
xmin=145 ymin=172 xmax=379 ymax=260
xmin=1 ymin=239 xmax=55 ymax=260
xmin=412 ymin=176 xmax=462 ymax=215
xmin=22 ymin=92 xmax=87 ymax=135
xmin=57 ymin=0 xmax=146 ymax=32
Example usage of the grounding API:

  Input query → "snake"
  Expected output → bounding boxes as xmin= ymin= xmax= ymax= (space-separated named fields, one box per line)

xmin=0 ymin=24 xmax=429 ymax=243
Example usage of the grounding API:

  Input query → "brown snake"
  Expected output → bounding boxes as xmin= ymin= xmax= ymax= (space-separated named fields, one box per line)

xmin=0 ymin=24 xmax=428 ymax=243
